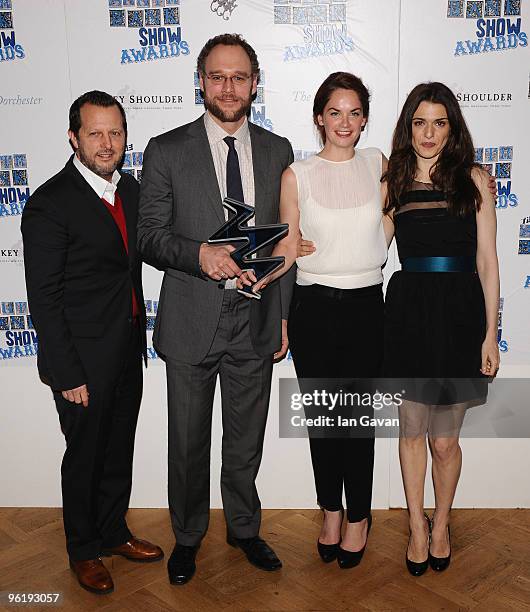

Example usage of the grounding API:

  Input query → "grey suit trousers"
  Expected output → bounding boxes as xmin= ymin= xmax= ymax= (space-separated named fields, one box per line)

xmin=166 ymin=290 xmax=273 ymax=545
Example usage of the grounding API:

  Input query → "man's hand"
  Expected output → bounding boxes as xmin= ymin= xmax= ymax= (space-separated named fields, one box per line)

xmin=199 ymin=243 xmax=241 ymax=281
xmin=487 ymin=174 xmax=497 ymax=198
xmin=61 ymin=384 xmax=89 ymax=407
xmin=274 ymin=319 xmax=289 ymax=361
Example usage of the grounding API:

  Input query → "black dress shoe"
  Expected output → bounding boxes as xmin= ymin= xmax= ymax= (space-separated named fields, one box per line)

xmin=406 ymin=514 xmax=430 ymax=577
xmin=317 ymin=508 xmax=343 ymax=563
xmin=429 ymin=524 xmax=451 ymax=572
xmin=227 ymin=533 xmax=282 ymax=571
xmin=337 ymin=514 xmax=372 ymax=569
xmin=167 ymin=543 xmax=199 ymax=585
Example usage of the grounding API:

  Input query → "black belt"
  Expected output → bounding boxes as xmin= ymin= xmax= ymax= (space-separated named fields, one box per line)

xmin=401 ymin=256 xmax=476 ymax=272
xmin=295 ymin=283 xmax=382 ymax=300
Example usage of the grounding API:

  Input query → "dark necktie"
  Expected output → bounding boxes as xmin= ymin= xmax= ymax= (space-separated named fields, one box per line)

xmin=223 ymin=136 xmax=244 ymax=203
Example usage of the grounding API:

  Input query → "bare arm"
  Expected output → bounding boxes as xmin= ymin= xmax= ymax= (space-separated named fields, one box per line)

xmin=273 ymin=167 xmax=300 ymax=273
xmin=240 ymin=167 xmax=300 ymax=290
xmin=278 ymin=140 xmax=296 ymax=319
xmin=380 ymin=153 xmax=395 ymax=247
xmin=474 ymin=167 xmax=500 ymax=375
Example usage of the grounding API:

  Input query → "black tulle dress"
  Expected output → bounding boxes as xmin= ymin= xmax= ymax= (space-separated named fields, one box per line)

xmin=384 ymin=181 xmax=487 ymax=405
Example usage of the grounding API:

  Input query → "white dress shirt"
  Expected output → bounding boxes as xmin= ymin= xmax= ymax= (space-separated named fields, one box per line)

xmin=204 ymin=112 xmax=256 ymax=288
xmin=73 ymin=154 xmax=121 ymax=205
xmin=203 ymin=111 xmax=255 ymax=222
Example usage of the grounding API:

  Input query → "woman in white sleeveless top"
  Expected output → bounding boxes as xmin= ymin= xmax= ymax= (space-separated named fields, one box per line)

xmin=244 ymin=72 xmax=391 ymax=568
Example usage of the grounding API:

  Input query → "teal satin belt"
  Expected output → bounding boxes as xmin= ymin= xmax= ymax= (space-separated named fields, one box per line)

xmin=401 ymin=256 xmax=476 ymax=272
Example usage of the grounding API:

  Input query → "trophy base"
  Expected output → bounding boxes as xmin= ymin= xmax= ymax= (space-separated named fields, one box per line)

xmin=237 ymin=287 xmax=262 ymax=300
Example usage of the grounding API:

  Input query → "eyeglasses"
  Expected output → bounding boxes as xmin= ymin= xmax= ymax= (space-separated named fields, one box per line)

xmin=204 ymin=73 xmax=252 ymax=87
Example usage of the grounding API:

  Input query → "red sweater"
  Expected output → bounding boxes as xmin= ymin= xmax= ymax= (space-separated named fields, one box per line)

xmin=101 ymin=192 xmax=140 ymax=318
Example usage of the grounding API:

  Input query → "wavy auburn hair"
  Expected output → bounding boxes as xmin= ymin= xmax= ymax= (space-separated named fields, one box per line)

xmin=383 ymin=82 xmax=481 ymax=217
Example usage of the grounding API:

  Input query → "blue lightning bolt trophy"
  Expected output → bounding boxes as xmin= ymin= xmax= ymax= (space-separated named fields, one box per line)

xmin=208 ymin=198 xmax=288 ymax=299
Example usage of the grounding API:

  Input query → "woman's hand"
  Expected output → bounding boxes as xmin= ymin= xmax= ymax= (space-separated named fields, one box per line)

xmin=236 ymin=269 xmax=256 ymax=290
xmin=480 ymin=335 xmax=500 ymax=376
xmin=297 ymin=236 xmax=316 ymax=257
xmin=236 ymin=269 xmax=270 ymax=295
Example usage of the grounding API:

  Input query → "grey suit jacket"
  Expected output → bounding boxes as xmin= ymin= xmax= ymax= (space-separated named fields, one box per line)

xmin=138 ymin=115 xmax=295 ymax=364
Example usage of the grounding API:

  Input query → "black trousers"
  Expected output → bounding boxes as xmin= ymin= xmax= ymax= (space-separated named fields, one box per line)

xmin=165 ymin=291 xmax=273 ymax=546
xmin=53 ymin=323 xmax=142 ymax=561
xmin=288 ymin=283 xmax=383 ymax=523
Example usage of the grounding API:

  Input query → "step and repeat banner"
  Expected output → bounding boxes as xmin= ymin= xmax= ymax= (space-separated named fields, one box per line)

xmin=1 ymin=0 xmax=401 ymax=368
xmin=1 ymin=0 xmax=528 ymax=506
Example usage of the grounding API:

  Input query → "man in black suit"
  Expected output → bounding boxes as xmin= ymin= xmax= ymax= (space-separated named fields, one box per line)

xmin=21 ymin=91 xmax=163 ymax=595
xmin=138 ymin=34 xmax=294 ymax=584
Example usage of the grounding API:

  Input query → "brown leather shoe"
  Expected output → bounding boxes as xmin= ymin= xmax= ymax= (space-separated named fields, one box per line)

xmin=69 ymin=558 xmax=114 ymax=595
xmin=103 ymin=537 xmax=164 ymax=563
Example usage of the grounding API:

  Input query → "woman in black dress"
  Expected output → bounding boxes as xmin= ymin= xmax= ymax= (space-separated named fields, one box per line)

xmin=382 ymin=82 xmax=500 ymax=575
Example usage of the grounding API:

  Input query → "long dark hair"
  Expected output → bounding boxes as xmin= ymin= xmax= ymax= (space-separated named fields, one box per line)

xmin=383 ymin=82 xmax=481 ymax=216
xmin=313 ymin=72 xmax=370 ymax=145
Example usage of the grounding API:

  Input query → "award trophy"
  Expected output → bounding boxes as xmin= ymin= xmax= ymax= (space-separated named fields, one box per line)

xmin=208 ymin=198 xmax=288 ymax=299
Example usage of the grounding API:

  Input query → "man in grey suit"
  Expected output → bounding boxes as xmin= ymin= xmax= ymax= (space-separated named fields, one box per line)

xmin=138 ymin=34 xmax=294 ymax=584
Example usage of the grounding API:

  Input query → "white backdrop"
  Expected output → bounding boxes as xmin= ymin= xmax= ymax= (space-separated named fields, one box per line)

xmin=1 ymin=0 xmax=529 ymax=509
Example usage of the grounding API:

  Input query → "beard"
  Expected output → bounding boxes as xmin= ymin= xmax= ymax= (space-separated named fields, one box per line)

xmin=203 ymin=92 xmax=252 ymax=124
xmin=77 ymin=144 xmax=124 ymax=180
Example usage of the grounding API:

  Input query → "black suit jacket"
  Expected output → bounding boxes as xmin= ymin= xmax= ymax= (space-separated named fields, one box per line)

xmin=137 ymin=115 xmax=294 ymax=364
xmin=21 ymin=156 xmax=146 ymax=391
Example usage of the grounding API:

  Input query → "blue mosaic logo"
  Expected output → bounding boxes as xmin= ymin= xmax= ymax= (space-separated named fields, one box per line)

xmin=294 ymin=150 xmax=318 ymax=162
xmin=497 ymin=297 xmax=509 ymax=352
xmin=474 ymin=145 xmax=518 ymax=210
xmin=0 ymin=0 xmax=25 ymax=62
xmin=519 ymin=215 xmax=530 ymax=254
xmin=0 ymin=153 xmax=30 ymax=218
xmin=122 ymin=144 xmax=143 ymax=182
xmin=448 ymin=0 xmax=527 ymax=55
xmin=194 ymin=70 xmax=274 ymax=132
xmin=0 ymin=300 xmax=37 ymax=361
xmin=144 ymin=298 xmax=159 ymax=360
xmin=524 ymin=275 xmax=530 ymax=288
xmin=274 ymin=0 xmax=354 ymax=62
xmin=108 ymin=0 xmax=189 ymax=64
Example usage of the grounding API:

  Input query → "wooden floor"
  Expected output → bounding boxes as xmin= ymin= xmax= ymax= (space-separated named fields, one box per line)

xmin=0 ymin=508 xmax=529 ymax=611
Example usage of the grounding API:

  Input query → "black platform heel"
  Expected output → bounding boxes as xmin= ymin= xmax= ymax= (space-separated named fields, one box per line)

xmin=406 ymin=513 xmax=431 ymax=577
xmin=337 ymin=514 xmax=372 ymax=569
xmin=317 ymin=508 xmax=343 ymax=563
xmin=429 ymin=524 xmax=451 ymax=572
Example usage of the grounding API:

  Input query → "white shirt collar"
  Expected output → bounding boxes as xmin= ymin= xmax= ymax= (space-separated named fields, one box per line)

xmin=73 ymin=154 xmax=121 ymax=205
xmin=203 ymin=111 xmax=251 ymax=146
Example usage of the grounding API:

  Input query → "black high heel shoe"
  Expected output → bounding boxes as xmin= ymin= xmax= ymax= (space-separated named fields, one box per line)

xmin=429 ymin=524 xmax=451 ymax=572
xmin=406 ymin=513 xmax=431 ymax=577
xmin=317 ymin=509 xmax=343 ymax=563
xmin=337 ymin=514 xmax=372 ymax=569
